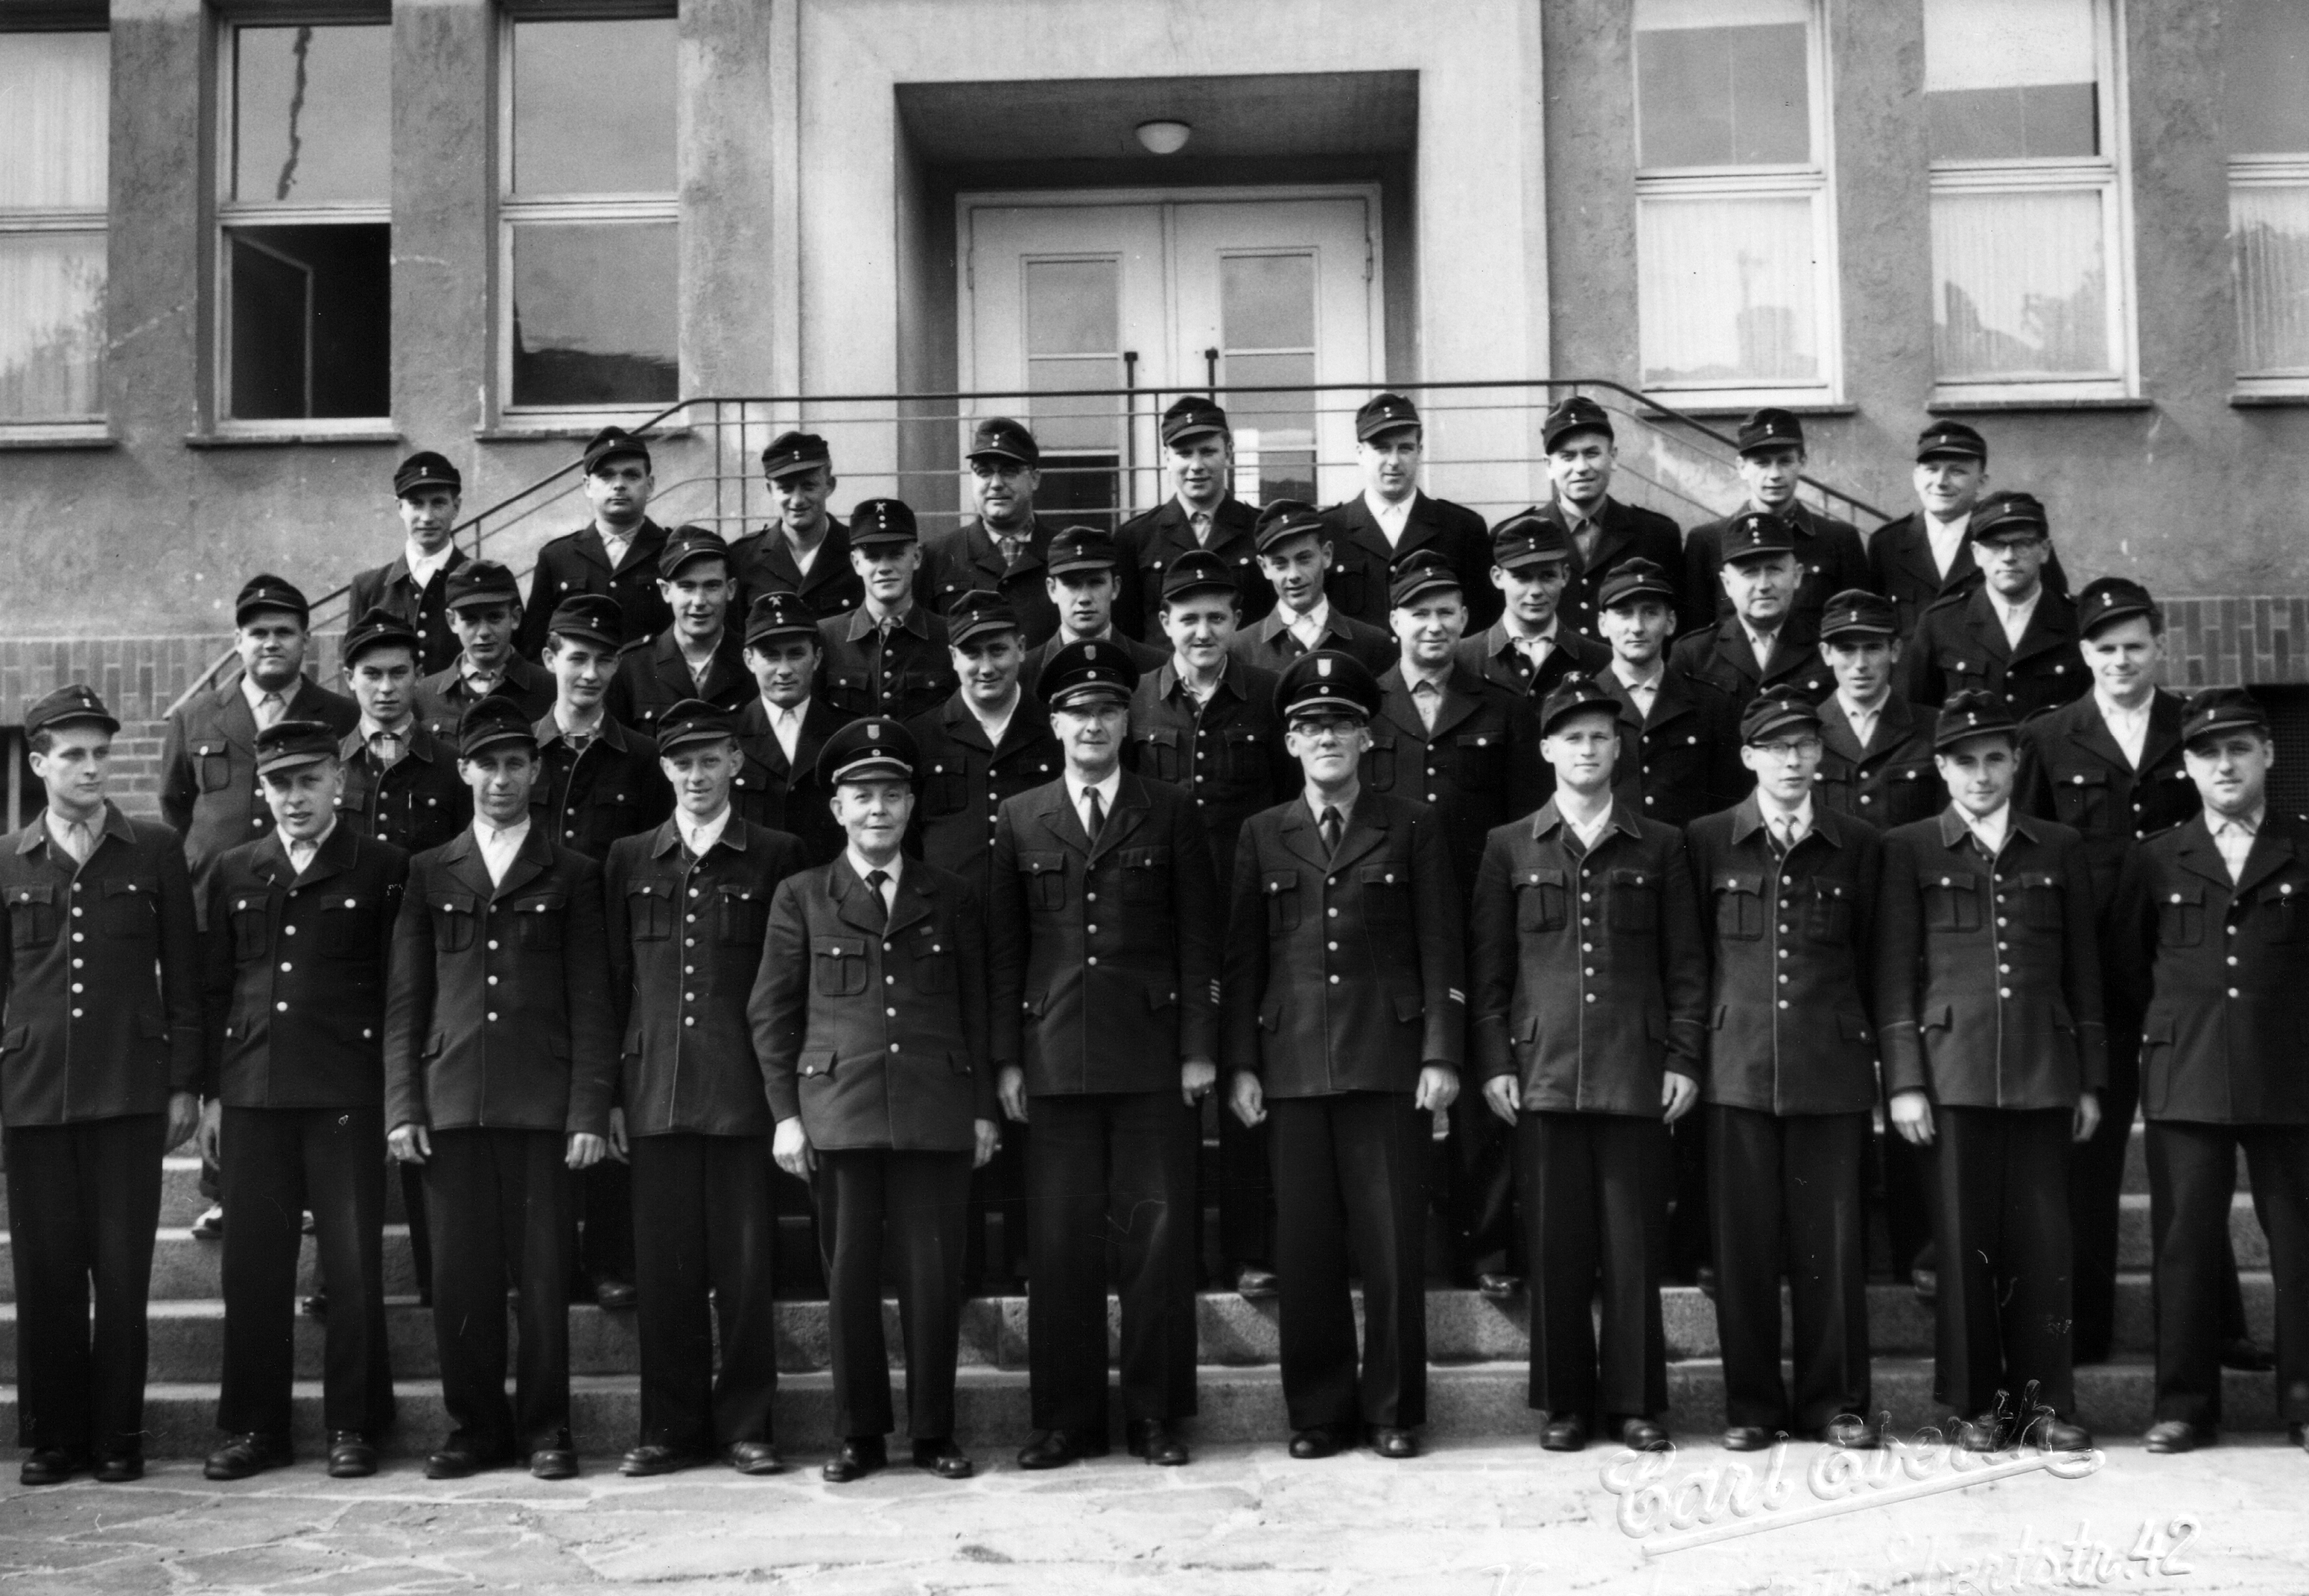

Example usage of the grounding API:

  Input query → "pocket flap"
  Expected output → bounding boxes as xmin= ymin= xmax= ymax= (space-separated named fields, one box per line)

xmin=10 ymin=884 xmax=53 ymax=906
xmin=2143 ymin=1013 xmax=2176 ymax=1044
xmin=1928 ymin=871 xmax=1978 ymax=891
xmin=1137 ymin=727 xmax=1180 ymax=749
xmin=1609 ymin=868 xmax=1652 ymax=889
xmin=1021 ymin=991 xmax=1049 ymax=1017
xmin=2018 ymin=871 xmax=2061 ymax=891
xmin=1452 ymin=731 xmax=1496 ymax=748
xmin=1838 ymin=1011 xmax=1872 ymax=1043
xmin=433 ymin=891 xmax=478 ymax=915
xmin=2062 ymin=768 xmax=2110 ymax=787
xmin=799 ymin=1048 xmax=836 ymax=1078
xmin=514 ymin=892 xmax=567 ymax=913
xmin=628 ymin=881 xmax=672 ymax=900
xmin=1717 ymin=871 xmax=1765 ymax=895
xmin=1119 ymin=845 xmax=1173 ymax=869
xmin=0 ymin=1024 xmax=25 ymax=1052
xmin=1258 ymin=993 xmax=1283 ymax=1032
xmin=1020 ymin=850 xmax=1067 ymax=877
xmin=421 ymin=1032 xmax=446 ymax=1058
xmin=2163 ymin=881 xmax=2205 ymax=906
xmin=1393 ymin=991 xmax=1423 ymax=1022
xmin=1146 ymin=985 xmax=1178 ymax=1011
xmin=1921 ymin=1003 xmax=1954 ymax=1032
xmin=2263 ymin=880 xmax=2303 ymax=904
xmin=1520 ymin=866 xmax=1567 ymax=888
xmin=1263 ymin=869 xmax=1298 ymax=894
xmin=1359 ymin=865 xmax=1404 ymax=887
xmin=1516 ymin=1015 xmax=1538 ymax=1043
xmin=813 ymin=936 xmax=866 ymax=959
xmin=716 ymin=883 xmax=757 ymax=900
xmin=1710 ymin=1002 xmax=1728 ymax=1031
xmin=103 ymin=876 xmax=159 ymax=899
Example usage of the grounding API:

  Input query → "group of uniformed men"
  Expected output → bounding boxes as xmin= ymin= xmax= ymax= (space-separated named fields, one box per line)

xmin=4 ymin=390 xmax=2305 ymax=1487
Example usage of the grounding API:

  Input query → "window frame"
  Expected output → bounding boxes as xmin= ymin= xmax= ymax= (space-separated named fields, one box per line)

xmin=1630 ymin=0 xmax=1843 ymax=412
xmin=1924 ymin=0 xmax=2138 ymax=405
xmin=2231 ymin=154 xmax=2309 ymax=396
xmin=0 ymin=24 xmax=111 ymax=443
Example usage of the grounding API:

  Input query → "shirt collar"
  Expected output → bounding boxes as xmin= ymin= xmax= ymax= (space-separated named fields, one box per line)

xmin=1302 ymin=786 xmax=1357 ymax=827
xmin=676 ymin=804 xmax=734 ymax=856
xmin=1364 ymin=486 xmax=1414 ymax=527
xmin=473 ymin=814 xmax=531 ymax=849
xmin=2094 ymin=690 xmax=2152 ymax=727
xmin=847 ymin=848 xmax=903 ymax=891
xmin=406 ymin=541 xmax=456 ymax=585
xmin=286 ymin=818 xmax=339 ymax=865
xmin=241 ymin=675 xmax=292 ymax=716
xmin=1070 ymin=766 xmax=1122 ymax=807
xmin=1404 ymin=658 xmax=1452 ymax=692
xmin=2211 ymin=804 xmax=2266 ymax=839
xmin=1285 ymin=598 xmax=1332 ymax=636
xmin=1530 ymin=795 xmax=1639 ymax=844
xmin=768 ymin=694 xmax=811 ymax=728
xmin=361 ymin=712 xmax=414 ymax=741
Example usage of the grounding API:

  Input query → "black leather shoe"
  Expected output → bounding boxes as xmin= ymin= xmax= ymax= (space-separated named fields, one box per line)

xmin=2290 ymin=1421 xmax=2308 ymax=1454
xmin=1911 ymin=1267 xmax=1937 ymax=1306
xmin=619 ymin=1443 xmax=701 ymax=1477
xmin=425 ymin=1443 xmax=504 ymax=1480
xmin=1820 ymin=1417 xmax=1878 ymax=1451
xmin=912 ymin=1437 xmax=974 ymax=1479
xmin=1475 ymin=1273 xmax=1521 ymax=1303
xmin=1954 ymin=1414 xmax=2006 ymax=1453
xmin=594 ymin=1277 xmax=638 ymax=1311
xmin=1540 ymin=1415 xmax=1588 ymax=1452
xmin=2221 ymin=1335 xmax=2276 ymax=1373
xmin=2144 ymin=1419 xmax=2210 ymax=1454
xmin=1232 ymin=1265 xmax=1279 ymax=1301
xmin=189 ymin=1204 xmax=223 ymax=1241
xmin=1368 ymin=1425 xmax=1418 ymax=1460
xmin=1127 ymin=1419 xmax=1189 ymax=1466
xmin=1721 ymin=1425 xmax=1773 ymax=1452
xmin=1616 ymin=1417 xmax=1671 ymax=1453
xmin=205 ymin=1431 xmax=293 ymax=1481
xmin=723 ymin=1440 xmax=784 ymax=1475
xmin=19 ymin=1449 xmax=83 ymax=1486
xmin=326 ymin=1433 xmax=377 ymax=1478
xmin=1016 ymin=1429 xmax=1102 ymax=1469
xmin=2030 ymin=1418 xmax=2093 ymax=1453
xmin=1288 ymin=1426 xmax=1341 ymax=1459
xmin=300 ymin=1293 xmax=327 ymax=1320
xmin=93 ymin=1453 xmax=143 ymax=1484
xmin=822 ymin=1436 xmax=886 ymax=1483
xmin=530 ymin=1434 xmax=579 ymax=1480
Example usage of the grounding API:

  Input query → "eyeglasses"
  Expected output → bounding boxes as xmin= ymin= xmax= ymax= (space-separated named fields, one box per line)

xmin=1752 ymin=737 xmax=1823 ymax=761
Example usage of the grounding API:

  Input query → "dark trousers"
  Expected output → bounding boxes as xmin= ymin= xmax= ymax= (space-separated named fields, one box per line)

xmin=1026 ymin=1092 xmax=1198 ymax=1437
xmin=4 ymin=1114 xmax=165 ymax=1459
xmin=574 ymin=1157 xmax=635 ymax=1290
xmin=1216 ymin=1101 xmax=1274 ymax=1271
xmin=400 ymin=1163 xmax=433 ymax=1300
xmin=1519 ymin=1110 xmax=1669 ymax=1421
xmin=1931 ymin=1105 xmax=2075 ymax=1420
xmin=1708 ymin=1105 xmax=1870 ymax=1432
xmin=217 ymin=1105 xmax=394 ymax=1437
xmin=814 ymin=1148 xmax=971 ymax=1440
xmin=2150 ymin=1120 xmax=2309 ymax=1425
xmin=1667 ymin=1112 xmax=1712 ymax=1282
xmin=2068 ymin=1026 xmax=2141 ymax=1361
xmin=1881 ymin=1126 xmax=1938 ymax=1277
xmin=629 ymin=1133 xmax=781 ymax=1451
xmin=424 ymin=1128 xmax=574 ymax=1456
xmin=964 ymin=1122 xmax=1028 ymax=1291
xmin=1447 ymin=1090 xmax=1516 ymax=1279
xmin=1269 ymin=1092 xmax=1429 ymax=1432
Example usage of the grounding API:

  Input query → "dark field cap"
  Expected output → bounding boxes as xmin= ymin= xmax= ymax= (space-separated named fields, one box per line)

xmin=24 ymin=683 xmax=118 ymax=737
xmin=394 ymin=451 xmax=461 ymax=498
xmin=582 ymin=425 xmax=652 ymax=474
xmin=458 ymin=693 xmax=540 ymax=759
xmin=742 ymin=589 xmax=818 ymax=648
xmin=655 ymin=698 xmax=737 ymax=756
xmin=2076 ymin=576 xmax=2157 ymax=639
xmin=1160 ymin=548 xmax=1237 ymax=603
xmin=1355 ymin=392 xmax=1422 ymax=442
xmin=1598 ymin=557 xmax=1677 ymax=611
xmin=255 ymin=718 xmax=339 ymax=775
xmin=343 ymin=606 xmax=423 ymax=667
xmin=1389 ymin=548 xmax=1461 ymax=609
xmin=1543 ymin=395 xmax=1615 ymax=453
xmin=946 ymin=588 xmax=1023 ymax=649
xmin=760 ymin=430 xmax=830 ymax=479
xmin=817 ymin=716 xmax=917 ymax=786
xmin=848 ymin=497 xmax=918 ymax=549
xmin=1041 ymin=639 xmax=1140 ymax=710
xmin=1720 ymin=510 xmax=1797 ymax=565
xmin=660 ymin=524 xmax=732 ymax=580
xmin=1275 ymin=650 xmax=1383 ymax=722
xmin=1736 ymin=408 xmax=1805 ymax=456
xmin=1969 ymin=490 xmax=2050 ymax=544
xmin=2181 ymin=687 xmax=2269 ymax=746
xmin=548 ymin=593 xmax=625 ymax=652
xmin=1820 ymin=588 xmax=1898 ymax=640
xmin=1741 ymin=687 xmax=1823 ymax=746
xmin=1160 ymin=395 xmax=1229 ymax=448
xmin=967 ymin=416 xmax=1040 ymax=467
xmin=1254 ymin=499 xmax=1328 ymax=555
xmin=1934 ymin=690 xmax=2019 ymax=751
xmin=445 ymin=559 xmax=520 ymax=611
xmin=1537 ymin=672 xmax=1621 ymax=737
xmin=1046 ymin=526 xmax=1120 ymax=577
xmin=236 ymin=573 xmax=311 ymax=626
xmin=1490 ymin=510 xmax=1572 ymax=572
xmin=1916 ymin=419 xmax=1987 ymax=463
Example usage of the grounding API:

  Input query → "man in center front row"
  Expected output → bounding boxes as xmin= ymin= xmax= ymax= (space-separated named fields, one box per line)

xmin=1224 ymin=651 xmax=1464 ymax=1460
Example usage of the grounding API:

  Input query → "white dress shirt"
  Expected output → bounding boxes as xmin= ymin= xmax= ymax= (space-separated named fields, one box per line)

xmin=787 ymin=531 xmax=822 ymax=577
xmin=1071 ymin=768 xmax=1122 ymax=837
xmin=554 ymin=705 xmax=606 ymax=754
xmin=1990 ymin=588 xmax=2042 ymax=649
xmin=407 ymin=541 xmax=456 ymax=591
xmin=241 ymin=675 xmax=290 ymax=729
xmin=762 ymin=697 xmax=808 ymax=767
xmin=1177 ymin=497 xmax=1217 ymax=546
xmin=1363 ymin=489 xmax=1414 ymax=548
xmin=1507 ymin=618 xmax=1562 ymax=670
xmin=847 ymin=849 xmax=902 ymax=912
xmin=1759 ymin=797 xmax=1814 ymax=851
xmin=1614 ymin=659 xmax=1665 ymax=719
xmin=2095 ymin=693 xmax=2153 ymax=769
xmin=1960 ymin=802 xmax=2013 ymax=859
xmin=361 ymin=713 xmax=415 ymax=769
xmin=677 ymin=804 xmax=733 ymax=859
xmin=1925 ymin=512 xmax=1970 ymax=579
xmin=2211 ymin=805 xmax=2264 ymax=883
xmin=1404 ymin=661 xmax=1451 ymax=731
xmin=474 ymin=815 xmax=532 ymax=886
xmin=45 ymin=807 xmax=101 ymax=867
xmin=966 ymin=689 xmax=1019 ymax=752
xmin=1839 ymin=691 xmax=1888 ymax=751
xmin=1286 ymin=599 xmax=1334 ymax=652
xmin=286 ymin=818 xmax=337 ymax=877
xmin=1563 ymin=800 xmax=1616 ymax=851
xmin=1741 ymin=621 xmax=1782 ymax=672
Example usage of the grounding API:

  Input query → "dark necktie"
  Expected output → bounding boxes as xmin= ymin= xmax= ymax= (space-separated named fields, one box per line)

xmin=1083 ymin=786 xmax=1105 ymax=842
xmin=1319 ymin=805 xmax=1342 ymax=859
xmin=863 ymin=868 xmax=890 ymax=929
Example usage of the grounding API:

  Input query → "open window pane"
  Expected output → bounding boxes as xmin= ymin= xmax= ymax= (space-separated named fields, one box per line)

xmin=0 ymin=34 xmax=108 ymax=209
xmin=1637 ymin=193 xmax=1820 ymax=386
xmin=2234 ymin=184 xmax=2309 ymax=376
xmin=1923 ymin=0 xmax=2099 ymax=160
xmin=232 ymin=25 xmax=390 ymax=206
xmin=2225 ymin=0 xmax=2309 ymax=155
xmin=226 ymin=223 xmax=390 ymax=420
xmin=1633 ymin=0 xmax=1811 ymax=168
xmin=511 ymin=19 xmax=677 ymax=197
xmin=0 ymin=232 xmax=104 ymax=420
xmin=1931 ymin=188 xmax=2109 ymax=378
xmin=510 ymin=220 xmax=679 ymax=407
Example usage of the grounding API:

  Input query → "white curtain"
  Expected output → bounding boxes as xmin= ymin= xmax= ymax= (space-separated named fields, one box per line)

xmin=0 ymin=233 xmax=105 ymax=419
xmin=1638 ymin=192 xmax=1820 ymax=387
xmin=0 ymin=34 xmax=108 ymax=209
xmin=1931 ymin=187 xmax=2109 ymax=378
xmin=2234 ymin=182 xmax=2309 ymax=375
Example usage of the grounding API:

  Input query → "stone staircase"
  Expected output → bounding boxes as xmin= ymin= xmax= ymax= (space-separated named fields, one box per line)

xmin=0 ymin=1123 xmax=2284 ymax=1457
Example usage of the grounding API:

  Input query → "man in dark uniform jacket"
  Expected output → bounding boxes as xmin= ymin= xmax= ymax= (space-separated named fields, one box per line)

xmin=413 ymin=560 xmax=556 ymax=740
xmin=603 ymin=700 xmax=809 ymax=1478
xmin=2114 ymin=690 xmax=2309 ymax=1454
xmin=991 ymin=640 xmax=1222 ymax=1471
xmin=1019 ymin=527 xmax=1166 ymax=697
xmin=608 ymin=525 xmax=752 ymax=738
xmin=1868 ymin=422 xmax=2070 ymax=646
xmin=515 ymin=427 xmax=673 ymax=659
xmin=197 ymin=721 xmax=405 ymax=1483
xmin=752 ymin=719 xmax=1000 ymax=1484
xmin=1129 ymin=549 xmax=1292 ymax=1298
xmin=1683 ymin=409 xmax=1873 ymax=637
xmin=1534 ymin=395 xmax=1685 ymax=640
xmin=1227 ymin=500 xmax=1397 ymax=677
xmin=384 ymin=696 xmax=617 ymax=1481
xmin=733 ymin=591 xmax=851 ymax=865
xmin=1318 ymin=392 xmax=1499 ymax=631
xmin=1595 ymin=559 xmax=1747 ymax=831
xmin=1223 ymin=651 xmax=1465 ymax=1460
xmin=1898 ymin=491 xmax=2086 ymax=719
xmin=1455 ymin=512 xmax=1612 ymax=703
xmin=1670 ymin=511 xmax=1835 ymax=715
xmin=1875 ymin=691 xmax=2103 ymax=1452
xmin=337 ymin=608 xmax=471 ymax=856
xmin=348 ymin=451 xmax=471 ymax=675
xmin=817 ymin=498 xmax=960 ymax=722
xmin=1 ymin=687 xmax=203 ymax=1486
xmin=1115 ymin=395 xmax=1273 ymax=641
xmin=1685 ymin=690 xmax=1882 ymax=1451
xmin=1468 ymin=674 xmax=1707 ymax=1454
xmin=921 ymin=417 xmax=1061 ymax=645
xmin=726 ymin=430 xmax=862 ymax=620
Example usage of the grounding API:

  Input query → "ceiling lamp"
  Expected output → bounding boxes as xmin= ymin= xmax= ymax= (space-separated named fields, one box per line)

xmin=1135 ymin=119 xmax=1192 ymax=156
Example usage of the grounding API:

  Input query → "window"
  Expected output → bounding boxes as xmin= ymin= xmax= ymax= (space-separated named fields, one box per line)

xmin=501 ymin=15 xmax=679 ymax=415
xmin=2226 ymin=0 xmax=2309 ymax=394
xmin=217 ymin=21 xmax=391 ymax=427
xmin=1020 ymin=255 xmax=1122 ymax=532
xmin=1924 ymin=0 xmax=2134 ymax=399
xmin=1632 ymin=0 xmax=1840 ymax=407
xmin=0 ymin=31 xmax=108 ymax=433
xmin=1219 ymin=253 xmax=1318 ymax=506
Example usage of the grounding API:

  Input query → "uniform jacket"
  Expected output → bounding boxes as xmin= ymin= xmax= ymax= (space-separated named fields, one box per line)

xmin=530 ymin=714 xmax=672 ymax=862
xmin=1225 ymin=605 xmax=1397 ymax=678
xmin=515 ymin=518 xmax=673 ymax=659
xmin=1813 ymin=696 xmax=1943 ymax=833
xmin=1685 ymin=799 xmax=1881 ymax=1116
xmin=1873 ymin=807 xmax=2107 ymax=1110
xmin=202 ymin=826 xmax=408 ymax=1109
xmin=1668 ymin=614 xmax=1835 ymax=715
xmin=334 ymin=722 xmax=471 ymax=855
xmin=1125 ymin=658 xmax=1291 ymax=896
xmin=1896 ymin=585 xmax=2086 ymax=719
xmin=903 ymin=692 xmax=1062 ymax=898
xmin=1537 ymin=496 xmax=1685 ymax=640
xmin=604 ymin=816 xmax=810 ymax=1137
xmin=0 ymin=807 xmax=203 ymax=1126
xmin=606 ymin=629 xmax=753 ymax=738
xmin=162 ymin=676 xmax=360 ymax=909
xmin=731 ymin=696 xmax=853 ymax=865
xmin=1363 ymin=663 xmax=1547 ymax=891
xmin=383 ymin=826 xmax=616 ymax=1136
xmin=920 ymin=518 xmax=1060 ymax=646
xmin=1452 ymin=620 xmax=1613 ymax=703
xmin=1019 ymin=629 xmax=1167 ymax=703
xmin=1318 ymin=492 xmax=1501 ymax=632
xmin=816 ymin=604 xmax=959 ymax=722
xmin=728 ymin=515 xmax=861 ymax=620
xmin=1867 ymin=511 xmax=2071 ymax=644
xmin=1683 ymin=501 xmax=1873 ymax=637
xmin=2016 ymin=690 xmax=2197 ymax=918
xmin=413 ymin=653 xmax=556 ymax=742
xmin=347 ymin=547 xmax=470 ymax=675
xmin=2114 ymin=811 xmax=2309 ymax=1125
xmin=1604 ymin=666 xmax=1749 ymax=830
xmin=1467 ymin=801 xmax=1709 ymax=1113
xmin=750 ymin=856 xmax=995 ymax=1151
xmin=988 ymin=773 xmax=1224 ymax=1096
xmin=1222 ymin=792 xmax=1465 ymax=1098
xmin=1114 ymin=497 xmax=1274 ymax=641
